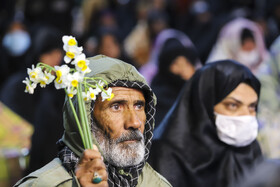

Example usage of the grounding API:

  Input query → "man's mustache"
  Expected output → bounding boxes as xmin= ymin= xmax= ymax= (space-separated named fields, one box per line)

xmin=116 ymin=130 xmax=144 ymax=143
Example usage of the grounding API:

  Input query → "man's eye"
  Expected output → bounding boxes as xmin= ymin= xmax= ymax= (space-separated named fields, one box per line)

xmin=111 ymin=104 xmax=120 ymax=110
xmin=135 ymin=103 xmax=144 ymax=110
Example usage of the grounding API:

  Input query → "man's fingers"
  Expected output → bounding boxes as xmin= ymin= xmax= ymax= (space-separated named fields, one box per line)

xmin=78 ymin=149 xmax=102 ymax=164
xmin=75 ymin=149 xmax=108 ymax=186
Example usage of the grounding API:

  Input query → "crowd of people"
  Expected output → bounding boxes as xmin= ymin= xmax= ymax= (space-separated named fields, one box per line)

xmin=1 ymin=0 xmax=280 ymax=186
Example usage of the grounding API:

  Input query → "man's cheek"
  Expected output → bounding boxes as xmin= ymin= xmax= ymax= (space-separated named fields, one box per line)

xmin=99 ymin=113 xmax=120 ymax=137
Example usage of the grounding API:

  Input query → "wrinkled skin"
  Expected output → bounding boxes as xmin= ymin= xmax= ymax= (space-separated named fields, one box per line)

xmin=75 ymin=87 xmax=146 ymax=186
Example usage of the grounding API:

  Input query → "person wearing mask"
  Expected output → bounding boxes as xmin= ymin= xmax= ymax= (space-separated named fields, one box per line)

xmin=0 ymin=21 xmax=31 ymax=88
xmin=149 ymin=59 xmax=263 ymax=187
xmin=0 ymin=26 xmax=64 ymax=125
xmin=207 ymin=17 xmax=269 ymax=75
xmin=14 ymin=55 xmax=171 ymax=187
xmin=151 ymin=36 xmax=201 ymax=127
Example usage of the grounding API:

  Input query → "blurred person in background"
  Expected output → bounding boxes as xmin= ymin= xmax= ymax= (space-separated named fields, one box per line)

xmin=207 ymin=17 xmax=270 ymax=75
xmin=176 ymin=0 xmax=229 ymax=63
xmin=124 ymin=0 xmax=169 ymax=69
xmin=0 ymin=21 xmax=31 ymax=90
xmin=149 ymin=29 xmax=202 ymax=128
xmin=22 ymin=26 xmax=66 ymax=175
xmin=24 ymin=0 xmax=75 ymax=34
xmin=95 ymin=27 xmax=135 ymax=68
xmin=256 ymin=34 xmax=280 ymax=159
xmin=0 ymin=26 xmax=63 ymax=125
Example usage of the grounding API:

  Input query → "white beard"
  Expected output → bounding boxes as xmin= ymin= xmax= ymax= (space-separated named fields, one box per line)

xmin=92 ymin=123 xmax=145 ymax=167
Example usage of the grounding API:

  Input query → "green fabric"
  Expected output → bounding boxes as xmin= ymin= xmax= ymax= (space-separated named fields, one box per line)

xmin=61 ymin=55 xmax=157 ymax=157
xmin=14 ymin=158 xmax=171 ymax=187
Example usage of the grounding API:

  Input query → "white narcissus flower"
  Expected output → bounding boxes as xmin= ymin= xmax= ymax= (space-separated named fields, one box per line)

xmin=62 ymin=35 xmax=78 ymax=50
xmin=67 ymin=72 xmax=84 ymax=88
xmin=27 ymin=65 xmax=44 ymax=83
xmin=44 ymin=72 xmax=55 ymax=84
xmin=88 ymin=87 xmax=100 ymax=101
xmin=37 ymin=71 xmax=56 ymax=88
xmin=23 ymin=77 xmax=37 ymax=94
xmin=101 ymin=87 xmax=114 ymax=101
xmin=62 ymin=36 xmax=83 ymax=64
xmin=94 ymin=80 xmax=104 ymax=93
xmin=66 ymin=87 xmax=77 ymax=98
xmin=82 ymin=91 xmax=90 ymax=101
xmin=82 ymin=87 xmax=100 ymax=101
xmin=71 ymin=53 xmax=91 ymax=73
xmin=64 ymin=46 xmax=83 ymax=64
xmin=54 ymin=65 xmax=70 ymax=89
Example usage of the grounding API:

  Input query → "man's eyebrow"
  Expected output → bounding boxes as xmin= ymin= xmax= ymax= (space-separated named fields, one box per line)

xmin=109 ymin=99 xmax=127 ymax=104
xmin=135 ymin=100 xmax=145 ymax=105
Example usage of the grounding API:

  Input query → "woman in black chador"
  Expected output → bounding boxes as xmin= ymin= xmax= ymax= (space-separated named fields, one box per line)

xmin=149 ymin=59 xmax=263 ymax=187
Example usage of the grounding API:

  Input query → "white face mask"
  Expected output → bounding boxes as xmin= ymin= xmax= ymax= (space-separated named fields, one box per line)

xmin=215 ymin=113 xmax=258 ymax=147
xmin=2 ymin=30 xmax=31 ymax=56
xmin=236 ymin=49 xmax=260 ymax=68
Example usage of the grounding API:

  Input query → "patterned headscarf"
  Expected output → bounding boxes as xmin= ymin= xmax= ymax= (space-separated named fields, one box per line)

xmin=58 ymin=80 xmax=156 ymax=187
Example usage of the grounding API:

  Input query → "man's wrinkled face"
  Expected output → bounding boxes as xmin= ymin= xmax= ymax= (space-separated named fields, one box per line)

xmin=92 ymin=87 xmax=146 ymax=167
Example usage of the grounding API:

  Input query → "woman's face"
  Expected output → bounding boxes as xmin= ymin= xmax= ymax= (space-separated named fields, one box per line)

xmin=169 ymin=56 xmax=195 ymax=80
xmin=214 ymin=83 xmax=258 ymax=116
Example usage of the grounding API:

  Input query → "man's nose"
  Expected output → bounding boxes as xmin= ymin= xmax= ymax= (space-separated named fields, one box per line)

xmin=124 ymin=109 xmax=142 ymax=130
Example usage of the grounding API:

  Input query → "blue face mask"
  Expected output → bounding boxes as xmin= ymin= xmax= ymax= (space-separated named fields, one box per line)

xmin=2 ymin=30 xmax=31 ymax=56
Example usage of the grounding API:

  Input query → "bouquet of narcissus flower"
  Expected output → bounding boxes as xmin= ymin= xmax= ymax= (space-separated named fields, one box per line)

xmin=23 ymin=35 xmax=114 ymax=149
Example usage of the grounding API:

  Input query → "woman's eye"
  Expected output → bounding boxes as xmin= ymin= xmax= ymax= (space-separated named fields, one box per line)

xmin=249 ymin=104 xmax=256 ymax=112
xmin=226 ymin=103 xmax=238 ymax=110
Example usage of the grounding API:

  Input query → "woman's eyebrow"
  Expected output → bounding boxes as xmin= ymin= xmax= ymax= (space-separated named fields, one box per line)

xmin=224 ymin=97 xmax=242 ymax=104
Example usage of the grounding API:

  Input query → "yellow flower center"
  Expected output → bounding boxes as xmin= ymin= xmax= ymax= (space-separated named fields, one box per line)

xmin=107 ymin=93 xmax=114 ymax=101
xmin=68 ymin=38 xmax=77 ymax=46
xmin=84 ymin=97 xmax=88 ymax=101
xmin=90 ymin=93 xmax=95 ymax=99
xmin=82 ymin=65 xmax=88 ymax=72
xmin=56 ymin=70 xmax=62 ymax=79
xmin=40 ymin=81 xmax=46 ymax=85
xmin=30 ymin=72 xmax=37 ymax=79
xmin=56 ymin=77 xmax=62 ymax=84
xmin=77 ymin=60 xmax=86 ymax=68
xmin=68 ymin=93 xmax=74 ymax=98
xmin=66 ymin=52 xmax=75 ymax=59
xmin=71 ymin=80 xmax=78 ymax=87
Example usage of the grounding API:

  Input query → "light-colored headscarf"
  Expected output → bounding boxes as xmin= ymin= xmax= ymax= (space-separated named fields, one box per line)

xmin=207 ymin=17 xmax=270 ymax=75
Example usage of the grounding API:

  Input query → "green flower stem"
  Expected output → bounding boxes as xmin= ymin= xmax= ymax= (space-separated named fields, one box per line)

xmin=79 ymin=83 xmax=93 ymax=149
xmin=37 ymin=63 xmax=55 ymax=72
xmin=77 ymin=84 xmax=95 ymax=149
xmin=84 ymin=77 xmax=109 ymax=85
xmin=66 ymin=93 xmax=86 ymax=148
xmin=77 ymin=84 xmax=90 ymax=149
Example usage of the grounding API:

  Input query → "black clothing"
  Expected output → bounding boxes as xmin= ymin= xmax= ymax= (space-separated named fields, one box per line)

xmin=149 ymin=59 xmax=263 ymax=187
xmin=151 ymin=37 xmax=200 ymax=128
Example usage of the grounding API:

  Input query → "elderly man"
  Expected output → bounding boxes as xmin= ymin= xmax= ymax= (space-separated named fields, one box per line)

xmin=15 ymin=55 xmax=171 ymax=187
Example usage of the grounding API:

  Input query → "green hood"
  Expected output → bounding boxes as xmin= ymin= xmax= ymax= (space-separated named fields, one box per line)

xmin=61 ymin=55 xmax=157 ymax=157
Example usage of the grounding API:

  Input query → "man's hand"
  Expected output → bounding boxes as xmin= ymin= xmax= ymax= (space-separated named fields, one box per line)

xmin=75 ymin=145 xmax=108 ymax=187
